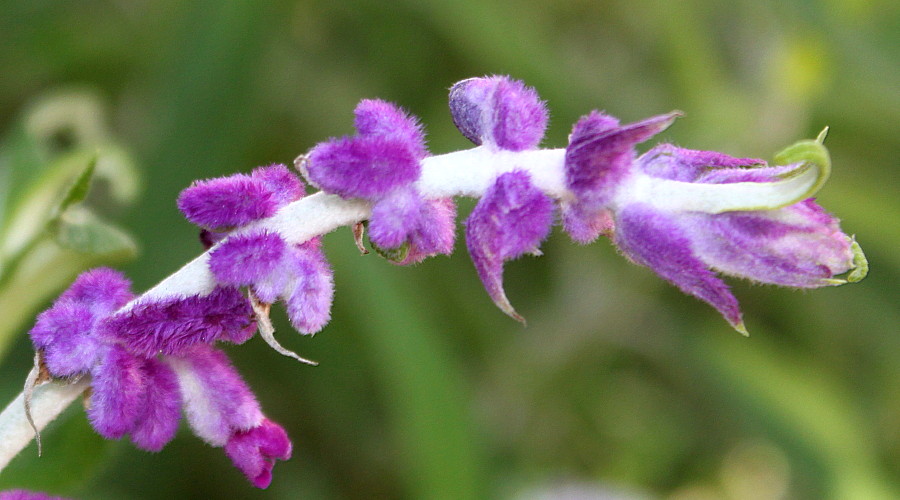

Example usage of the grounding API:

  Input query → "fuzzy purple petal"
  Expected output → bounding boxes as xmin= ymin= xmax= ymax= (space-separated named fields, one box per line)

xmin=251 ymin=164 xmax=305 ymax=208
xmin=285 ymin=240 xmax=334 ymax=334
xmin=562 ymin=111 xmax=678 ymax=243
xmin=637 ymin=144 xmax=764 ymax=182
xmin=614 ymin=203 xmax=743 ymax=328
xmin=305 ymin=135 xmax=421 ymax=200
xmin=105 ymin=287 xmax=254 ymax=357
xmin=682 ymin=200 xmax=853 ymax=287
xmin=177 ymin=175 xmax=279 ymax=230
xmin=368 ymin=186 xmax=426 ymax=249
xmin=130 ymin=357 xmax=182 ymax=452
xmin=30 ymin=303 xmax=100 ymax=377
xmin=465 ymin=171 xmax=554 ymax=321
xmin=224 ymin=419 xmax=292 ymax=489
xmin=565 ymin=111 xmax=678 ymax=206
xmin=56 ymin=267 xmax=133 ymax=314
xmin=88 ymin=344 xmax=148 ymax=439
xmin=561 ymin=204 xmax=615 ymax=244
xmin=353 ymin=99 xmax=428 ymax=159
xmin=29 ymin=268 xmax=132 ymax=377
xmin=449 ymin=76 xmax=548 ymax=151
xmin=169 ymin=345 xmax=263 ymax=446
xmin=209 ymin=231 xmax=287 ymax=286
xmin=396 ymin=197 xmax=457 ymax=265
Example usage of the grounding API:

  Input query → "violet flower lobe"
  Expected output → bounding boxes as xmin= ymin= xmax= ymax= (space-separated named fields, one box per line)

xmin=305 ymin=99 xmax=455 ymax=263
xmin=564 ymin=116 xmax=864 ymax=332
xmin=450 ymin=76 xmax=555 ymax=321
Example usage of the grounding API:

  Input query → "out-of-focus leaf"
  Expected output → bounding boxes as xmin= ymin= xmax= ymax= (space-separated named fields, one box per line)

xmin=54 ymin=158 xmax=96 ymax=216
xmin=52 ymin=207 xmax=137 ymax=260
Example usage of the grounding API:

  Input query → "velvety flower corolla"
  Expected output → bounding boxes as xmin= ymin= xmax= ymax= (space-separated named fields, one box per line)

xmin=28 ymin=269 xmax=291 ymax=488
xmin=305 ymin=99 xmax=455 ymax=262
xmin=209 ymin=230 xmax=334 ymax=334
xmin=465 ymin=171 xmax=554 ymax=322
xmin=564 ymin=114 xmax=860 ymax=332
xmin=177 ymin=164 xmax=304 ymax=231
xmin=168 ymin=345 xmax=292 ymax=488
xmin=449 ymin=75 xmax=549 ymax=151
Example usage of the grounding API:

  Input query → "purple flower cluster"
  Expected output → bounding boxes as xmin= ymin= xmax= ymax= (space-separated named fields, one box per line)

xmin=29 ymin=269 xmax=289 ymax=488
xmin=562 ymin=115 xmax=856 ymax=332
xmin=305 ymin=99 xmax=456 ymax=264
xmin=22 ymin=75 xmax=865 ymax=493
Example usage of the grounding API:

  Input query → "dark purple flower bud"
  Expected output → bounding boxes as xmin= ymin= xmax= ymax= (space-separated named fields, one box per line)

xmin=465 ymin=171 xmax=554 ymax=322
xmin=209 ymin=231 xmax=288 ymax=286
xmin=130 ymin=357 xmax=182 ymax=452
xmin=562 ymin=111 xmax=679 ymax=243
xmin=168 ymin=345 xmax=263 ymax=446
xmin=354 ymin=99 xmax=427 ymax=159
xmin=29 ymin=268 xmax=133 ymax=377
xmin=104 ymin=287 xmax=255 ymax=357
xmin=304 ymin=135 xmax=421 ymax=200
xmin=88 ymin=344 xmax=148 ymax=439
xmin=177 ymin=175 xmax=279 ymax=231
xmin=284 ymin=239 xmax=334 ymax=334
xmin=449 ymin=76 xmax=548 ymax=151
xmin=224 ymin=419 xmax=292 ymax=489
xmin=250 ymin=163 xmax=305 ymax=208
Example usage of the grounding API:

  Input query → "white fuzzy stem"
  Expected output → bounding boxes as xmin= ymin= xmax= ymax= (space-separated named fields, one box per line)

xmin=0 ymin=378 xmax=90 ymax=471
xmin=0 ymin=142 xmax=823 ymax=471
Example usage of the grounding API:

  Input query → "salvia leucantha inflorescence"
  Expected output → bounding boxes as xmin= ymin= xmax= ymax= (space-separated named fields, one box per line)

xmin=24 ymin=76 xmax=866 ymax=488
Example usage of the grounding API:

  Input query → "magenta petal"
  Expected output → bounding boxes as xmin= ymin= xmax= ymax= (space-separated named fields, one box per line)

xmin=0 ymin=490 xmax=70 ymax=500
xmin=614 ymin=204 xmax=743 ymax=328
xmin=177 ymin=175 xmax=279 ymax=230
xmin=88 ymin=345 xmax=148 ymax=439
xmin=224 ymin=419 xmax=292 ymax=489
xmin=56 ymin=267 xmax=133 ymax=314
xmin=105 ymin=287 xmax=254 ymax=356
xmin=465 ymin=171 xmax=554 ymax=321
xmin=353 ymin=99 xmax=427 ymax=159
xmin=565 ymin=111 xmax=678 ymax=206
xmin=250 ymin=164 xmax=305 ymax=208
xmin=368 ymin=186 xmax=426 ymax=249
xmin=170 ymin=345 xmax=263 ymax=446
xmin=561 ymin=204 xmax=615 ymax=244
xmin=637 ymin=144 xmax=764 ymax=182
xmin=683 ymin=200 xmax=853 ymax=287
xmin=448 ymin=76 xmax=548 ymax=151
xmin=130 ymin=358 xmax=182 ymax=452
xmin=396 ymin=197 xmax=457 ymax=265
xmin=30 ymin=303 xmax=100 ymax=377
xmin=209 ymin=231 xmax=287 ymax=286
xmin=285 ymin=240 xmax=334 ymax=334
xmin=305 ymin=135 xmax=421 ymax=200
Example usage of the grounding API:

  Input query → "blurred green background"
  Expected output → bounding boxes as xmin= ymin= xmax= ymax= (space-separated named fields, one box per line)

xmin=0 ymin=0 xmax=897 ymax=498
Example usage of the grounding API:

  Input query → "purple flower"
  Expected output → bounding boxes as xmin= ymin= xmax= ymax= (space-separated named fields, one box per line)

xmin=209 ymin=230 xmax=334 ymax=334
xmin=449 ymin=75 xmax=548 ymax=151
xmin=88 ymin=344 xmax=148 ymax=439
xmin=168 ymin=345 xmax=292 ymax=488
xmin=129 ymin=357 xmax=182 ymax=452
xmin=29 ymin=268 xmax=133 ymax=377
xmin=103 ymin=286 xmax=256 ymax=356
xmin=305 ymin=99 xmax=456 ymax=261
xmin=465 ymin=171 xmax=554 ymax=322
xmin=178 ymin=164 xmax=304 ymax=231
xmin=564 ymin=114 xmax=861 ymax=332
xmin=224 ymin=419 xmax=293 ymax=489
